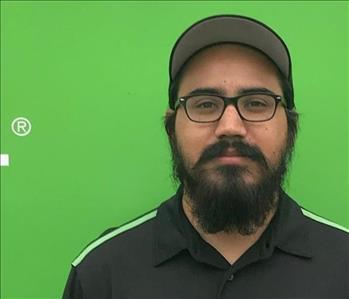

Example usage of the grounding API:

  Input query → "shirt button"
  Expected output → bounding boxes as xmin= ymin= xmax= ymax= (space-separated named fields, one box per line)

xmin=228 ymin=274 xmax=234 ymax=281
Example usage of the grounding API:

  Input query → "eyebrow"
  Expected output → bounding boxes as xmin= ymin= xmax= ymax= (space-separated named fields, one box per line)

xmin=186 ymin=87 xmax=277 ymax=97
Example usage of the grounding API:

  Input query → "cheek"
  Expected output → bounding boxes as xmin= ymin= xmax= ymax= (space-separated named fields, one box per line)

xmin=249 ymin=111 xmax=288 ymax=163
xmin=175 ymin=110 xmax=213 ymax=166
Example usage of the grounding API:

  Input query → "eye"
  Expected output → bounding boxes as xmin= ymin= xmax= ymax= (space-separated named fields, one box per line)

xmin=241 ymin=96 xmax=273 ymax=110
xmin=188 ymin=96 xmax=222 ymax=111
xmin=247 ymin=100 xmax=267 ymax=107
xmin=196 ymin=100 xmax=218 ymax=109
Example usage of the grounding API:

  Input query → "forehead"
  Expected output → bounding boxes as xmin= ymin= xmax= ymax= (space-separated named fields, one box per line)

xmin=178 ymin=44 xmax=282 ymax=96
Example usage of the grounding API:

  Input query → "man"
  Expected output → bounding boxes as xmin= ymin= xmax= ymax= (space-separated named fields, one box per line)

xmin=63 ymin=15 xmax=349 ymax=299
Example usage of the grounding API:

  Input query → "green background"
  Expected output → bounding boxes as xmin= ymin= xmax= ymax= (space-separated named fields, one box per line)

xmin=1 ymin=1 xmax=348 ymax=298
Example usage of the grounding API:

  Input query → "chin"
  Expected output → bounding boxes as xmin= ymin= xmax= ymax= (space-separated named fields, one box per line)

xmin=211 ymin=164 xmax=260 ymax=185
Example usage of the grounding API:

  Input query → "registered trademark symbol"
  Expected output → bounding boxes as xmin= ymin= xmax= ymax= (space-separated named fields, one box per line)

xmin=11 ymin=117 xmax=32 ymax=136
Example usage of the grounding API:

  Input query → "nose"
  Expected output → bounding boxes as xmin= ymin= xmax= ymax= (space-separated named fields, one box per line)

xmin=214 ymin=105 xmax=248 ymax=139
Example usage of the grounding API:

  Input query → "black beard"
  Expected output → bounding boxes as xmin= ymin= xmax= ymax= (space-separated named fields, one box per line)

xmin=170 ymin=137 xmax=290 ymax=235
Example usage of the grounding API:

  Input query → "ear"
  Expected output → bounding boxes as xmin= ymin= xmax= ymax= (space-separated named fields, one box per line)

xmin=164 ymin=108 xmax=175 ymax=118
xmin=164 ymin=108 xmax=176 ymax=138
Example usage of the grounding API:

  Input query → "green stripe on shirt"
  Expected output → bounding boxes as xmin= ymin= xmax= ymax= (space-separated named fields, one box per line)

xmin=72 ymin=210 xmax=157 ymax=267
xmin=301 ymin=208 xmax=349 ymax=233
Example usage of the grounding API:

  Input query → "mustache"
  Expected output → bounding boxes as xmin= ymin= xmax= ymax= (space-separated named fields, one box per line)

xmin=194 ymin=138 xmax=269 ymax=170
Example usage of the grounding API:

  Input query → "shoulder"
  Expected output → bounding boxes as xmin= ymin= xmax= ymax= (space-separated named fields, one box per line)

xmin=72 ymin=209 xmax=158 ymax=268
xmin=301 ymin=207 xmax=349 ymax=236
xmin=300 ymin=207 xmax=349 ymax=252
xmin=63 ymin=209 xmax=159 ymax=298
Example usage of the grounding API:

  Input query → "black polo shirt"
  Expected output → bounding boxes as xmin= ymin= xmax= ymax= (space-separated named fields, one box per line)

xmin=63 ymin=188 xmax=349 ymax=299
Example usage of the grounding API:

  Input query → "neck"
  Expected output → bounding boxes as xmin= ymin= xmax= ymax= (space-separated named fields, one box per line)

xmin=182 ymin=192 xmax=277 ymax=265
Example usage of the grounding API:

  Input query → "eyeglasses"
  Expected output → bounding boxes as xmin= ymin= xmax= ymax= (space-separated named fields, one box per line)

xmin=174 ymin=93 xmax=285 ymax=123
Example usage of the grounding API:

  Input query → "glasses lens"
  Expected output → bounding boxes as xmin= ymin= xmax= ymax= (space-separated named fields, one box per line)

xmin=238 ymin=94 xmax=276 ymax=121
xmin=186 ymin=95 xmax=224 ymax=122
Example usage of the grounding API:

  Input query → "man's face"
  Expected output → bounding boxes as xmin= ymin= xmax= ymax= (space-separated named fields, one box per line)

xmin=171 ymin=44 xmax=290 ymax=234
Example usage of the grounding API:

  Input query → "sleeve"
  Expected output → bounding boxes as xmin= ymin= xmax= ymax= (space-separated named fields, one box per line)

xmin=62 ymin=266 xmax=84 ymax=299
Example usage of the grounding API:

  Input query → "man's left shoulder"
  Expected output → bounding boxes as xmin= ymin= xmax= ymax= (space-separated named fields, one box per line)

xmin=301 ymin=207 xmax=349 ymax=251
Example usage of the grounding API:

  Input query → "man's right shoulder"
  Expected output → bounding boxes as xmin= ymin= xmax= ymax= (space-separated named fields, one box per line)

xmin=71 ymin=209 xmax=158 ymax=268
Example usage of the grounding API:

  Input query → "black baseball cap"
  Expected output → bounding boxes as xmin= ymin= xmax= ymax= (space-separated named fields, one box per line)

xmin=169 ymin=15 xmax=294 ymax=109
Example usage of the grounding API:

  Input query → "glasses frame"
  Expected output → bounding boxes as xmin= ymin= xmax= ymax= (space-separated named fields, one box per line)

xmin=175 ymin=92 xmax=285 ymax=123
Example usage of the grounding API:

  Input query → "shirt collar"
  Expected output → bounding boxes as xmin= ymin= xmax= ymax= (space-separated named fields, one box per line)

xmin=152 ymin=188 xmax=188 ymax=266
xmin=271 ymin=190 xmax=313 ymax=258
xmin=153 ymin=187 xmax=313 ymax=268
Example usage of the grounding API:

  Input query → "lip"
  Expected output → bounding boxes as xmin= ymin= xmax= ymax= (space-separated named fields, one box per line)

xmin=215 ymin=155 xmax=249 ymax=165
